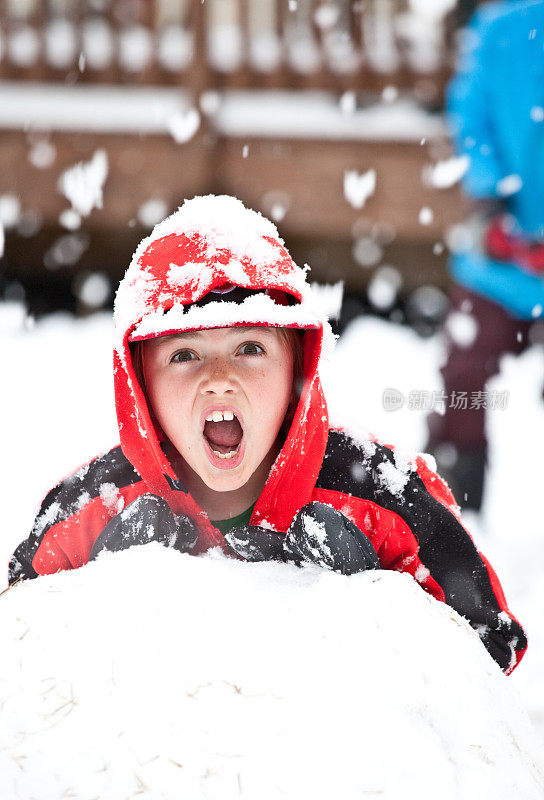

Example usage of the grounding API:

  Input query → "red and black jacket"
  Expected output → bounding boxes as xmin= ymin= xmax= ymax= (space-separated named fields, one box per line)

xmin=8 ymin=195 xmax=527 ymax=674
xmin=8 ymin=428 xmax=527 ymax=675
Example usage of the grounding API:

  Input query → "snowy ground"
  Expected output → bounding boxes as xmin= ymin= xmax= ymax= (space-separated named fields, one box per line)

xmin=1 ymin=303 xmax=543 ymax=798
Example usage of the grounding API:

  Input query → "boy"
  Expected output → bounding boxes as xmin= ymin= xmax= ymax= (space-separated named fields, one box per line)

xmin=8 ymin=195 xmax=526 ymax=674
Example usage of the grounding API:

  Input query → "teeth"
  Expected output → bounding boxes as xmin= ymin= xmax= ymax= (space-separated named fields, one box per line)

xmin=205 ymin=409 xmax=236 ymax=422
xmin=212 ymin=444 xmax=240 ymax=460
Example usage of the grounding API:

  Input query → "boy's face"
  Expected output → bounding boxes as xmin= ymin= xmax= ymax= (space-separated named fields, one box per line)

xmin=142 ymin=326 xmax=294 ymax=501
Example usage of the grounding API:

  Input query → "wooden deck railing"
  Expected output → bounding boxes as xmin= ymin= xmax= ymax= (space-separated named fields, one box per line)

xmin=0 ymin=1 xmax=469 ymax=294
xmin=0 ymin=0 xmax=457 ymax=102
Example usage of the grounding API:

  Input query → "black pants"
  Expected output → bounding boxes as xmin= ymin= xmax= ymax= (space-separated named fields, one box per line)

xmin=427 ymin=284 xmax=542 ymax=508
xmin=428 ymin=285 xmax=535 ymax=450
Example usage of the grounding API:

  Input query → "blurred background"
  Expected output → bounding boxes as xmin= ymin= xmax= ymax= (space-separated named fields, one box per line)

xmin=0 ymin=0 xmax=477 ymax=328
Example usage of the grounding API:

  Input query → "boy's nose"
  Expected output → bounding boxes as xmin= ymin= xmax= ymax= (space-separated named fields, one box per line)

xmin=200 ymin=358 xmax=237 ymax=395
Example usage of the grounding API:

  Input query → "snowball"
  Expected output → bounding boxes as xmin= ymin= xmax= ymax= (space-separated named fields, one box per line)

xmin=423 ymin=154 xmax=470 ymax=189
xmin=271 ymin=203 xmax=286 ymax=221
xmin=368 ymin=266 xmax=403 ymax=310
xmin=59 ymin=208 xmax=81 ymax=231
xmin=17 ymin=209 xmax=42 ymax=238
xmin=372 ymin=220 xmax=396 ymax=245
xmin=418 ymin=206 xmax=434 ymax=226
xmin=75 ymin=272 xmax=111 ymax=309
xmin=446 ymin=311 xmax=479 ymax=348
xmin=2 ymin=547 xmax=542 ymax=799
xmin=58 ymin=150 xmax=108 ymax=218
xmin=0 ymin=194 xmax=21 ymax=229
xmin=28 ymin=139 xmax=56 ymax=170
xmin=497 ymin=174 xmax=523 ymax=197
xmin=353 ymin=236 xmax=383 ymax=268
xmin=262 ymin=190 xmax=291 ymax=223
xmin=309 ymin=282 xmax=344 ymax=321
xmin=314 ymin=3 xmax=340 ymax=29
xmin=199 ymin=91 xmax=221 ymax=116
xmin=343 ymin=169 xmax=376 ymax=210
xmin=446 ymin=223 xmax=474 ymax=253
xmin=44 ymin=233 xmax=89 ymax=270
xmin=137 ymin=198 xmax=169 ymax=228
xmin=167 ymin=108 xmax=200 ymax=144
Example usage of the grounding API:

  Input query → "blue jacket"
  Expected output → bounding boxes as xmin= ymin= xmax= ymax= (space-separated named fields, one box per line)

xmin=447 ymin=0 xmax=544 ymax=318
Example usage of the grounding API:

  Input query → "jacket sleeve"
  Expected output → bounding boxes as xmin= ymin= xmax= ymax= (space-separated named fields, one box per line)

xmin=8 ymin=487 xmax=111 ymax=584
xmin=413 ymin=456 xmax=527 ymax=674
xmin=8 ymin=447 xmax=147 ymax=585
xmin=316 ymin=432 xmax=527 ymax=673
xmin=8 ymin=479 xmax=145 ymax=585
xmin=447 ymin=9 xmax=505 ymax=199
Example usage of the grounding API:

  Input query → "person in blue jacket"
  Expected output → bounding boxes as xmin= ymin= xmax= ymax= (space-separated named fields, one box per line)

xmin=428 ymin=0 xmax=544 ymax=509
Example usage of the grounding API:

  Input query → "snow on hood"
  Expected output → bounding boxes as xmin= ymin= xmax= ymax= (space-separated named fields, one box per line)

xmin=112 ymin=195 xmax=332 ymax=548
xmin=114 ymin=194 xmax=328 ymax=354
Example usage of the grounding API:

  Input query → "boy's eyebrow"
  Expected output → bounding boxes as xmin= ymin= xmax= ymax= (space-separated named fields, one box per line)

xmin=164 ymin=331 xmax=204 ymax=342
xmin=160 ymin=326 xmax=269 ymax=343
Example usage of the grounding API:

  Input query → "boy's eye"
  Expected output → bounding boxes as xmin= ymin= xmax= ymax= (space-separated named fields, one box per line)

xmin=171 ymin=349 xmax=198 ymax=363
xmin=237 ymin=342 xmax=265 ymax=356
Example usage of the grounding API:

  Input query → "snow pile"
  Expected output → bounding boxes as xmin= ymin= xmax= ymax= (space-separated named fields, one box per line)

xmin=1 ymin=305 xmax=544 ymax=797
xmin=1 ymin=545 xmax=542 ymax=800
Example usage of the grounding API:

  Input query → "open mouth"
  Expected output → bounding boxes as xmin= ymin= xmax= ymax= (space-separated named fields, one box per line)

xmin=202 ymin=409 xmax=244 ymax=463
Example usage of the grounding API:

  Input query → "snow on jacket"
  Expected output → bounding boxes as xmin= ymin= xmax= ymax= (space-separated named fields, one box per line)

xmin=8 ymin=195 xmax=527 ymax=674
xmin=448 ymin=0 xmax=544 ymax=319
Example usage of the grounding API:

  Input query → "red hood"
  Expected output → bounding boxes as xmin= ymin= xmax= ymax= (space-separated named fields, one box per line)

xmin=113 ymin=195 xmax=332 ymax=551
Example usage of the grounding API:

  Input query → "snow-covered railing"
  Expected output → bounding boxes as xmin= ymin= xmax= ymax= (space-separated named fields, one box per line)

xmin=0 ymin=0 xmax=457 ymax=102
